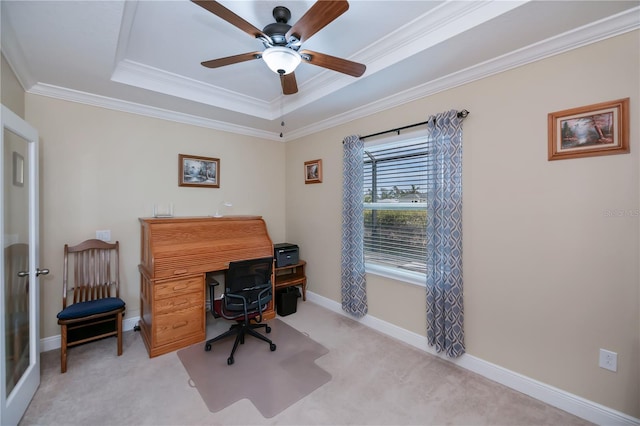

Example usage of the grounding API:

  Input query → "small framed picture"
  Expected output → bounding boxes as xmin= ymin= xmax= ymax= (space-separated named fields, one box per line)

xmin=304 ymin=159 xmax=322 ymax=184
xmin=178 ymin=154 xmax=220 ymax=188
xmin=548 ymin=98 xmax=629 ymax=161
xmin=13 ymin=152 xmax=24 ymax=187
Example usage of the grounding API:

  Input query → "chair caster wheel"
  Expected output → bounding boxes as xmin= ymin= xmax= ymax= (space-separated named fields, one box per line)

xmin=266 ymin=325 xmax=271 ymax=333
xmin=205 ymin=343 xmax=212 ymax=351
xmin=227 ymin=357 xmax=234 ymax=365
xmin=270 ymin=343 xmax=276 ymax=351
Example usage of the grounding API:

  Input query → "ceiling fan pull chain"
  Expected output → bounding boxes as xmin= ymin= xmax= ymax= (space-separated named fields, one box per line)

xmin=280 ymin=98 xmax=285 ymax=138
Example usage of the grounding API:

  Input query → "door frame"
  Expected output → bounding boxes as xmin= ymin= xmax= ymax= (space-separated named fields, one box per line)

xmin=1 ymin=104 xmax=41 ymax=426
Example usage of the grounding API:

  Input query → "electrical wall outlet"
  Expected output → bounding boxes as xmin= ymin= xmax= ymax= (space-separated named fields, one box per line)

xmin=599 ymin=348 xmax=618 ymax=372
xmin=96 ymin=230 xmax=111 ymax=242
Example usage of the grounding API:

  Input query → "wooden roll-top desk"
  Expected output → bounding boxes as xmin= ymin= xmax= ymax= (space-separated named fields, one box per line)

xmin=138 ymin=216 xmax=275 ymax=357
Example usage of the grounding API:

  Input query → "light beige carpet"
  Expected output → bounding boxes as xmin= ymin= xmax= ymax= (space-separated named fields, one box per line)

xmin=20 ymin=301 xmax=593 ymax=425
xmin=177 ymin=319 xmax=331 ymax=418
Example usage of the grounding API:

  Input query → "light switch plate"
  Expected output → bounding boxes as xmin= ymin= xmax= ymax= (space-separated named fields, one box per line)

xmin=96 ymin=230 xmax=111 ymax=242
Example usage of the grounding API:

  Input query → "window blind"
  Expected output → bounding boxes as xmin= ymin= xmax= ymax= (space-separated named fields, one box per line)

xmin=363 ymin=138 xmax=429 ymax=274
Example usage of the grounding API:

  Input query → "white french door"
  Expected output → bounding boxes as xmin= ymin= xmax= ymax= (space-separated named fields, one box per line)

xmin=1 ymin=105 xmax=44 ymax=426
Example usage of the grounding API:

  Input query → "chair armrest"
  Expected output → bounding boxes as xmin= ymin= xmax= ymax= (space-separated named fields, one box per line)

xmin=254 ymin=285 xmax=272 ymax=322
xmin=220 ymin=293 xmax=251 ymax=321
xmin=222 ymin=283 xmax=272 ymax=323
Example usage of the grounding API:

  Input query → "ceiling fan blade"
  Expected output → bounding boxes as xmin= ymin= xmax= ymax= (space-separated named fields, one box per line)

xmin=192 ymin=0 xmax=267 ymax=40
xmin=286 ymin=1 xmax=349 ymax=44
xmin=201 ymin=52 xmax=262 ymax=69
xmin=280 ymin=73 xmax=298 ymax=95
xmin=300 ymin=50 xmax=366 ymax=77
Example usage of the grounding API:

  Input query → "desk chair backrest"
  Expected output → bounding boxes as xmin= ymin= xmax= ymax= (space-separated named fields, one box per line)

xmin=223 ymin=256 xmax=273 ymax=317
xmin=62 ymin=239 xmax=120 ymax=308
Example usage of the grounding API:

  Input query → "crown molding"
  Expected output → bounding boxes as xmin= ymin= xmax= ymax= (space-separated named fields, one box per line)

xmin=23 ymin=6 xmax=639 ymax=143
xmin=28 ymin=83 xmax=282 ymax=141
xmin=287 ymin=1 xmax=526 ymax=121
xmin=359 ymin=0 xmax=527 ymax=74
xmin=111 ymin=59 xmax=273 ymax=119
xmin=286 ymin=6 xmax=640 ymax=141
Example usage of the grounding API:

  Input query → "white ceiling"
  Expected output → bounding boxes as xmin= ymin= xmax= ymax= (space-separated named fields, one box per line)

xmin=2 ymin=1 xmax=639 ymax=141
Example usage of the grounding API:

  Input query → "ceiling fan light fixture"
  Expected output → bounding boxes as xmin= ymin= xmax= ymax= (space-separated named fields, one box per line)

xmin=262 ymin=46 xmax=301 ymax=75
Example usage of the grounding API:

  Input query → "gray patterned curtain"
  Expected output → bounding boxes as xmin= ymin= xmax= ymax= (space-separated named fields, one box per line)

xmin=341 ymin=134 xmax=367 ymax=317
xmin=425 ymin=110 xmax=465 ymax=357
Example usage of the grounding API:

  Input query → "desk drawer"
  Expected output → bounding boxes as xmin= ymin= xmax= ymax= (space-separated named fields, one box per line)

xmin=152 ymin=255 xmax=216 ymax=279
xmin=155 ymin=276 xmax=202 ymax=300
xmin=154 ymin=299 xmax=204 ymax=346
xmin=155 ymin=294 xmax=202 ymax=314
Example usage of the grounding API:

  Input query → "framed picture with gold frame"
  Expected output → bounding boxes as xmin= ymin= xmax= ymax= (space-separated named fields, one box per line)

xmin=548 ymin=98 xmax=629 ymax=161
xmin=178 ymin=154 xmax=219 ymax=188
xmin=304 ymin=159 xmax=322 ymax=184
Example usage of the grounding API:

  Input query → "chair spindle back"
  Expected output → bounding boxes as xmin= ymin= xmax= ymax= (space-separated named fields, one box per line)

xmin=63 ymin=239 xmax=119 ymax=308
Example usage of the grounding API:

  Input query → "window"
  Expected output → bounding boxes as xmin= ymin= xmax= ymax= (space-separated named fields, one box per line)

xmin=363 ymin=136 xmax=428 ymax=284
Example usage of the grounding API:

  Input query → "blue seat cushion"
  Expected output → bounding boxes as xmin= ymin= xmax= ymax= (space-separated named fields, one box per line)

xmin=57 ymin=297 xmax=125 ymax=320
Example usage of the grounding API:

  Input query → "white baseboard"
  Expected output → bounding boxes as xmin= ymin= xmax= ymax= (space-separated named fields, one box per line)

xmin=39 ymin=295 xmax=638 ymax=425
xmin=40 ymin=316 xmax=141 ymax=353
xmin=306 ymin=291 xmax=640 ymax=426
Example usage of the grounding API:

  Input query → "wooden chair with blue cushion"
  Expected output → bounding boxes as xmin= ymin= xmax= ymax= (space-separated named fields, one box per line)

xmin=56 ymin=239 xmax=125 ymax=373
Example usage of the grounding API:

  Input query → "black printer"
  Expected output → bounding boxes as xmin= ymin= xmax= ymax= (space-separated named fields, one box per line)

xmin=274 ymin=243 xmax=299 ymax=267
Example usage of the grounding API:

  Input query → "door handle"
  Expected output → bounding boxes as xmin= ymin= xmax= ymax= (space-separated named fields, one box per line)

xmin=19 ymin=268 xmax=50 ymax=277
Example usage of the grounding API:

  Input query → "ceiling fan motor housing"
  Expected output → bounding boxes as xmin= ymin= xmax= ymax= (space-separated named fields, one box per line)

xmin=272 ymin=6 xmax=291 ymax=23
xmin=263 ymin=6 xmax=292 ymax=46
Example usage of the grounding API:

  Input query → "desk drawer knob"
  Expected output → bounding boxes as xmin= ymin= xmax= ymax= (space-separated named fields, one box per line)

xmin=173 ymin=269 xmax=188 ymax=275
xmin=172 ymin=283 xmax=189 ymax=291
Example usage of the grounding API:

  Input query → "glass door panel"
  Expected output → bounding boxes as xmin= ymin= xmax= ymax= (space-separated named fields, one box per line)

xmin=1 ymin=105 xmax=40 ymax=426
xmin=4 ymin=129 xmax=30 ymax=397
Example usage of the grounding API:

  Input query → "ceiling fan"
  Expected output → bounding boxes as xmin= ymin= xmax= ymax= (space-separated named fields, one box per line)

xmin=192 ymin=0 xmax=366 ymax=95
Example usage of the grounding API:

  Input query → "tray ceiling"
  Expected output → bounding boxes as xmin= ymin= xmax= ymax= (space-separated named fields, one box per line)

xmin=2 ymin=1 xmax=638 ymax=140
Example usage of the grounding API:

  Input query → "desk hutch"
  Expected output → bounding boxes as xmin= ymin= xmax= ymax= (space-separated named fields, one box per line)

xmin=275 ymin=260 xmax=307 ymax=301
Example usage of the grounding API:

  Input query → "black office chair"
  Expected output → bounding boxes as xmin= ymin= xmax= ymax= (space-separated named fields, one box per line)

xmin=205 ymin=257 xmax=276 ymax=365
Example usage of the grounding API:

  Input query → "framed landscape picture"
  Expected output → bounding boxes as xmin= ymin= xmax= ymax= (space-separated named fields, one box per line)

xmin=178 ymin=154 xmax=220 ymax=188
xmin=548 ymin=98 xmax=629 ymax=161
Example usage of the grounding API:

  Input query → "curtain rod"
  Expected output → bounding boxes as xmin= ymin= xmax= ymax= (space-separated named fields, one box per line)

xmin=360 ymin=109 xmax=469 ymax=141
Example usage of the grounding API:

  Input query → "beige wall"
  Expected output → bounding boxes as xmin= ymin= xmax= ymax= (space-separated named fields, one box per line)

xmin=285 ymin=31 xmax=639 ymax=417
xmin=24 ymin=96 xmax=287 ymax=342
xmin=4 ymin=29 xmax=637 ymax=418
xmin=1 ymin=53 xmax=25 ymax=118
